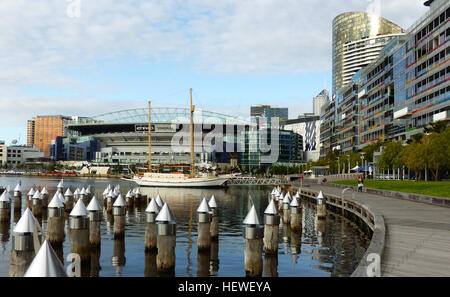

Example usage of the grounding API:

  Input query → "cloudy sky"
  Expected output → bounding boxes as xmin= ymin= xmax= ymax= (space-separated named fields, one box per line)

xmin=0 ymin=0 xmax=428 ymax=145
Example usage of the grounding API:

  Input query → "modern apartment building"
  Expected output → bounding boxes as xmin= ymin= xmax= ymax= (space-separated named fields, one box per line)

xmin=392 ymin=0 xmax=450 ymax=139
xmin=332 ymin=12 xmax=404 ymax=94
xmin=321 ymin=0 xmax=449 ymax=156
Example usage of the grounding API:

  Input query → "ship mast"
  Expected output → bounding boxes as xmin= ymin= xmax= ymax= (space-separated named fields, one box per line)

xmin=190 ymin=88 xmax=195 ymax=178
xmin=148 ymin=100 xmax=151 ymax=172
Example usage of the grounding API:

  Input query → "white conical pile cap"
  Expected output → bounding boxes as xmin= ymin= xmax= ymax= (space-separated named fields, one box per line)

xmin=113 ymin=194 xmax=126 ymax=207
xmin=48 ymin=192 xmax=64 ymax=208
xmin=56 ymin=180 xmax=63 ymax=188
xmin=278 ymin=192 xmax=284 ymax=201
xmin=102 ymin=187 xmax=109 ymax=196
xmin=87 ymin=196 xmax=102 ymax=212
xmin=41 ymin=187 xmax=49 ymax=195
xmin=145 ymin=198 xmax=160 ymax=214
xmin=114 ymin=187 xmax=120 ymax=196
xmin=282 ymin=193 xmax=291 ymax=204
xmin=155 ymin=194 xmax=163 ymax=207
xmin=107 ymin=184 xmax=112 ymax=190
xmin=14 ymin=208 xmax=35 ymax=233
xmin=243 ymin=205 xmax=261 ymax=225
xmin=64 ymin=188 xmax=73 ymax=197
xmin=27 ymin=188 xmax=35 ymax=196
xmin=107 ymin=189 xmax=114 ymax=198
xmin=24 ymin=240 xmax=67 ymax=277
xmin=125 ymin=190 xmax=133 ymax=198
xmin=70 ymin=199 xmax=87 ymax=217
xmin=58 ymin=192 xmax=65 ymax=205
xmin=0 ymin=191 xmax=10 ymax=202
xmin=264 ymin=199 xmax=279 ymax=215
xmin=155 ymin=203 xmax=175 ymax=223
xmin=290 ymin=196 xmax=299 ymax=207
xmin=285 ymin=191 xmax=292 ymax=200
xmin=85 ymin=187 xmax=91 ymax=194
xmin=73 ymin=188 xmax=79 ymax=196
xmin=271 ymin=188 xmax=277 ymax=195
xmin=197 ymin=198 xmax=211 ymax=213
xmin=134 ymin=187 xmax=141 ymax=195
xmin=14 ymin=183 xmax=22 ymax=192
xmin=32 ymin=190 xmax=41 ymax=199
xmin=317 ymin=191 xmax=324 ymax=199
xmin=208 ymin=195 xmax=218 ymax=209
xmin=79 ymin=187 xmax=86 ymax=195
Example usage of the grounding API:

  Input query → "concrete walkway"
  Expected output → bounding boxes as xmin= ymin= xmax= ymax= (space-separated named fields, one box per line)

xmin=304 ymin=182 xmax=450 ymax=277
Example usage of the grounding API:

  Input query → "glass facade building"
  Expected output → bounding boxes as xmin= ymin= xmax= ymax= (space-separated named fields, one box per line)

xmin=321 ymin=0 xmax=449 ymax=156
xmin=332 ymin=12 xmax=404 ymax=94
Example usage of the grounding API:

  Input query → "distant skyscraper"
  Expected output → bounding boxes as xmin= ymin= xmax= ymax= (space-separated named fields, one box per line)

xmin=313 ymin=89 xmax=329 ymax=116
xmin=29 ymin=115 xmax=72 ymax=156
xmin=332 ymin=12 xmax=404 ymax=94
xmin=27 ymin=120 xmax=35 ymax=147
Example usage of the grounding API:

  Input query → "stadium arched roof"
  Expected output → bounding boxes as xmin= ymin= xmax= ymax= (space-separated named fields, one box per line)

xmin=69 ymin=107 xmax=251 ymax=126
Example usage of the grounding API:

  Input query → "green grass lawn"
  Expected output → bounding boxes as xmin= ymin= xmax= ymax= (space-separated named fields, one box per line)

xmin=332 ymin=180 xmax=450 ymax=198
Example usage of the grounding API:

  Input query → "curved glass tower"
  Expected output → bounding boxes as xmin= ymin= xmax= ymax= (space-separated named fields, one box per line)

xmin=332 ymin=12 xmax=404 ymax=94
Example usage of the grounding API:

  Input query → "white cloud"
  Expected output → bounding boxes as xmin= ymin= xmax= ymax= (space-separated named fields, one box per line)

xmin=0 ymin=0 xmax=430 ymax=143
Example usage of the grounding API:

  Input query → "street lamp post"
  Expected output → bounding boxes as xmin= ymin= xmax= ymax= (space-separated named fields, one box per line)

xmin=360 ymin=153 xmax=365 ymax=179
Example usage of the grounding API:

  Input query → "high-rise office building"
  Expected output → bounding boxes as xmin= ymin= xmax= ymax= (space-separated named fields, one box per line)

xmin=332 ymin=12 xmax=404 ymax=94
xmin=30 ymin=115 xmax=72 ymax=156
xmin=313 ymin=89 xmax=329 ymax=116
xmin=27 ymin=120 xmax=35 ymax=147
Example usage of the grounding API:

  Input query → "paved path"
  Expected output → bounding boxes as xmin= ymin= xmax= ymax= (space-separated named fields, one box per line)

xmin=303 ymin=182 xmax=450 ymax=277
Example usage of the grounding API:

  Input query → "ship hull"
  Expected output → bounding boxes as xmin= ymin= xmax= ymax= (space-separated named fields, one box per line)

xmin=131 ymin=175 xmax=229 ymax=188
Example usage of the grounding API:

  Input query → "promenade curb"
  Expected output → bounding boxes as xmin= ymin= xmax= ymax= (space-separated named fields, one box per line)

xmin=295 ymin=185 xmax=386 ymax=277
xmin=325 ymin=182 xmax=450 ymax=208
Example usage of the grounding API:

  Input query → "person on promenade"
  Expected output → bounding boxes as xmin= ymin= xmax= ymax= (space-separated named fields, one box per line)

xmin=357 ymin=176 xmax=364 ymax=192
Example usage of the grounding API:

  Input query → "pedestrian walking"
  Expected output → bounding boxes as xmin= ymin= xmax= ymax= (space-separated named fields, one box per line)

xmin=357 ymin=176 xmax=364 ymax=192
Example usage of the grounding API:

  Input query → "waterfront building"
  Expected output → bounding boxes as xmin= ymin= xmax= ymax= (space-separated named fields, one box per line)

xmin=239 ymin=128 xmax=303 ymax=168
xmin=28 ymin=115 xmax=72 ymax=157
xmin=0 ymin=144 xmax=44 ymax=167
xmin=49 ymin=136 xmax=100 ymax=161
xmin=319 ymin=98 xmax=336 ymax=158
xmin=321 ymin=0 xmax=449 ymax=156
xmin=27 ymin=120 xmax=35 ymax=147
xmin=332 ymin=12 xmax=404 ymax=94
xmin=66 ymin=107 xmax=250 ymax=166
xmin=391 ymin=0 xmax=450 ymax=140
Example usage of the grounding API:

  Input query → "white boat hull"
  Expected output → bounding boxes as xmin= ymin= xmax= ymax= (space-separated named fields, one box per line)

xmin=131 ymin=175 xmax=229 ymax=188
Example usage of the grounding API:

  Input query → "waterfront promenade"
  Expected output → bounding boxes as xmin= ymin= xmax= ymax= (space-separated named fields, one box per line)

xmin=304 ymin=182 xmax=450 ymax=276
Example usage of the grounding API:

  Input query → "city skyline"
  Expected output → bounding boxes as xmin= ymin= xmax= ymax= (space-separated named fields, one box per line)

xmin=0 ymin=0 xmax=428 ymax=145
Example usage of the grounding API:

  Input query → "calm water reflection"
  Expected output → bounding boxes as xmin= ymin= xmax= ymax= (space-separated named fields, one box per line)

xmin=0 ymin=176 xmax=370 ymax=277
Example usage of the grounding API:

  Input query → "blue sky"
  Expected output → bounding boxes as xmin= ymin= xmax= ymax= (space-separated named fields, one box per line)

xmin=0 ymin=0 xmax=428 ymax=145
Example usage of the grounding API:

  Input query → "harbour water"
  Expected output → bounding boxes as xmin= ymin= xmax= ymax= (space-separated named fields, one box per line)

xmin=0 ymin=176 xmax=370 ymax=277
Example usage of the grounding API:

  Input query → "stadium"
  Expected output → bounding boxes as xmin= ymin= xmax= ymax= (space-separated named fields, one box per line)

xmin=65 ymin=107 xmax=252 ymax=166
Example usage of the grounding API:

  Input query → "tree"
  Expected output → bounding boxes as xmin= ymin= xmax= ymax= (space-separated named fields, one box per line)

xmin=378 ymin=141 xmax=404 ymax=171
xmin=403 ymin=139 xmax=425 ymax=180
xmin=428 ymin=127 xmax=450 ymax=181
xmin=362 ymin=141 xmax=383 ymax=163
xmin=424 ymin=120 xmax=448 ymax=134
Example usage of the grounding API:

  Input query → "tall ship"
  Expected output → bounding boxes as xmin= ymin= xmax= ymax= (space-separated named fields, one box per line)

xmin=131 ymin=89 xmax=230 ymax=188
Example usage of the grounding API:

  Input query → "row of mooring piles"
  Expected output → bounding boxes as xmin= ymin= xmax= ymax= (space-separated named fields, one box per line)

xmin=243 ymin=188 xmax=328 ymax=277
